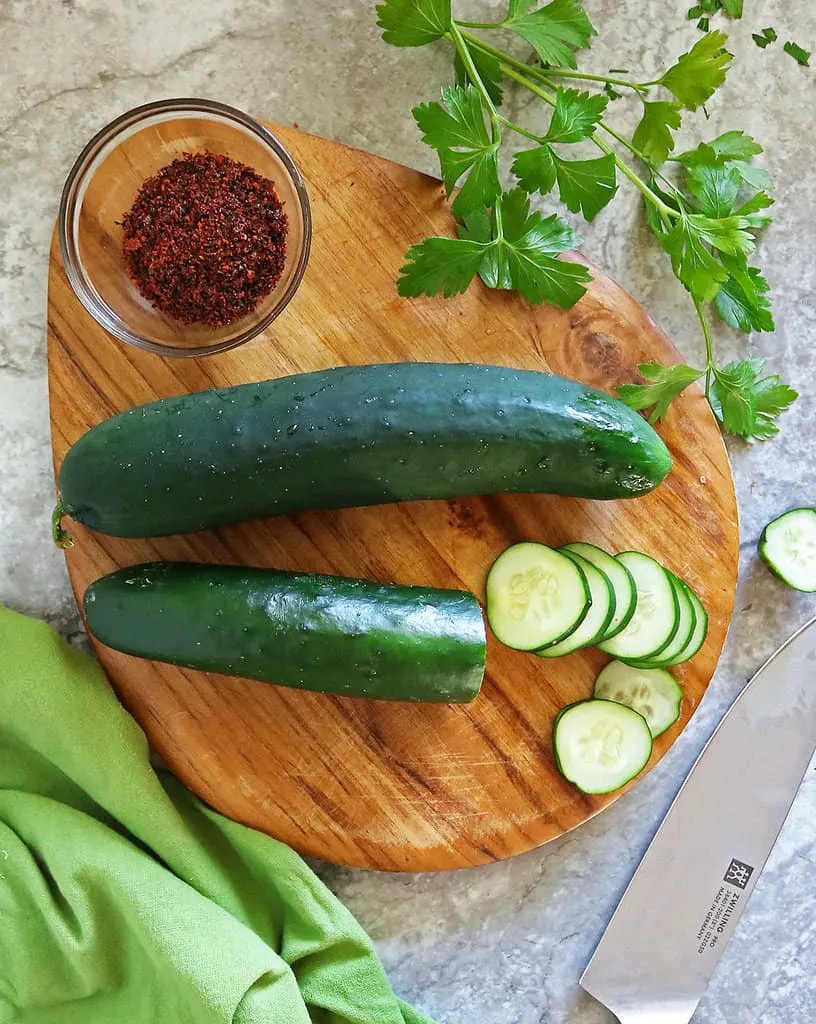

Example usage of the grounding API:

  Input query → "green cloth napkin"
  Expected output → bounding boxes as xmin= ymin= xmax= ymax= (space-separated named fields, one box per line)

xmin=0 ymin=606 xmax=433 ymax=1024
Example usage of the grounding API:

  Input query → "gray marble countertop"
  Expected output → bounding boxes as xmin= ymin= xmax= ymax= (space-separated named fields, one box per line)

xmin=2 ymin=1 xmax=814 ymax=1021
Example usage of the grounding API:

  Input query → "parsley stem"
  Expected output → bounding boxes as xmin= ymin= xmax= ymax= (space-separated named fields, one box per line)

xmin=600 ymin=121 xmax=685 ymax=197
xmin=533 ymin=67 xmax=649 ymax=93
xmin=447 ymin=22 xmax=507 ymax=276
xmin=595 ymin=120 xmax=647 ymax=162
xmin=460 ymin=33 xmax=556 ymax=84
xmin=497 ymin=63 xmax=558 ymax=104
xmin=460 ymin=32 xmax=649 ymax=92
xmin=694 ymin=297 xmax=716 ymax=399
xmin=448 ymin=23 xmax=500 ymax=139
xmin=460 ymin=31 xmax=679 ymax=189
xmin=462 ymin=31 xmax=682 ymax=196
xmin=457 ymin=19 xmax=503 ymax=30
xmin=500 ymin=63 xmax=679 ymax=220
xmin=460 ymin=31 xmax=647 ymax=92
xmin=494 ymin=193 xmax=505 ymax=246
xmin=592 ymin=135 xmax=678 ymax=218
xmin=497 ymin=114 xmax=544 ymax=144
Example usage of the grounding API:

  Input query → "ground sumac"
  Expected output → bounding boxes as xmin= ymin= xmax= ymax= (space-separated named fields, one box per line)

xmin=121 ymin=152 xmax=288 ymax=327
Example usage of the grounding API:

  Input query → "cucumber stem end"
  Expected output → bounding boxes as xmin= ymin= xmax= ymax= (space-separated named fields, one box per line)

xmin=52 ymin=500 xmax=74 ymax=549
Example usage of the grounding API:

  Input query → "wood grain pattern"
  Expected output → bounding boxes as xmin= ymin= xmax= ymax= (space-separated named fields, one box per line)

xmin=48 ymin=123 xmax=738 ymax=871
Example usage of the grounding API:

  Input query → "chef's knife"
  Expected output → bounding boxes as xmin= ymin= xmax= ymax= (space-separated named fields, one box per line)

xmin=581 ymin=616 xmax=816 ymax=1024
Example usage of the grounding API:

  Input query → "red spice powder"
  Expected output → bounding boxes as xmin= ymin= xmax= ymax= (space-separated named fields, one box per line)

xmin=121 ymin=152 xmax=288 ymax=327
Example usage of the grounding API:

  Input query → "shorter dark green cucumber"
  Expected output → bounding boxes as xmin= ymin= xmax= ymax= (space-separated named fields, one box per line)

xmin=84 ymin=562 xmax=486 ymax=703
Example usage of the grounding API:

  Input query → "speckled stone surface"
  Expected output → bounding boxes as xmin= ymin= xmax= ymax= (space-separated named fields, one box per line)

xmin=1 ymin=1 xmax=814 ymax=1020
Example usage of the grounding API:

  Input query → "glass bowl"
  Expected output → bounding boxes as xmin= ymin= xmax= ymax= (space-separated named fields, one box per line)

xmin=58 ymin=98 xmax=311 ymax=358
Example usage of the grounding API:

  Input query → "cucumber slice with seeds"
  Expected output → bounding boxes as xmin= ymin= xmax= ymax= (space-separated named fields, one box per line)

xmin=759 ymin=508 xmax=816 ymax=592
xmin=628 ymin=572 xmax=695 ymax=668
xmin=597 ymin=552 xmax=680 ymax=662
xmin=594 ymin=660 xmax=682 ymax=738
xmin=537 ymin=550 xmax=615 ymax=657
xmin=562 ymin=542 xmax=636 ymax=640
xmin=486 ymin=542 xmax=590 ymax=651
xmin=657 ymin=583 xmax=708 ymax=667
xmin=553 ymin=698 xmax=653 ymax=794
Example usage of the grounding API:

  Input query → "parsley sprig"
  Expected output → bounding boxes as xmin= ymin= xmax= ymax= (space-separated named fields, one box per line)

xmin=376 ymin=0 xmax=798 ymax=441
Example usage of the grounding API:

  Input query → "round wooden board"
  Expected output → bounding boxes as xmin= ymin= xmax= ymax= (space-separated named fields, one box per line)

xmin=48 ymin=122 xmax=738 ymax=871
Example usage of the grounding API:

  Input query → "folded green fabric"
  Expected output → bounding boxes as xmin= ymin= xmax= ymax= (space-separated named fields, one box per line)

xmin=0 ymin=606 xmax=433 ymax=1024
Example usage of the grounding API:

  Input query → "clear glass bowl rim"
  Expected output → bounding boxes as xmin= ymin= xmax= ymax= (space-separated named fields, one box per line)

xmin=57 ymin=97 xmax=312 ymax=358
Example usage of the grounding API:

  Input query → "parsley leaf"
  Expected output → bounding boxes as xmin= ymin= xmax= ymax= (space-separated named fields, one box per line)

xmin=660 ymin=30 xmax=733 ymax=110
xmin=752 ymin=32 xmax=772 ymax=49
xmin=709 ymin=357 xmax=796 ymax=440
xmin=720 ymin=0 xmax=743 ymax=15
xmin=376 ymin=0 xmax=451 ymax=47
xmin=710 ymin=358 xmax=760 ymax=435
xmin=545 ymin=87 xmax=608 ymax=143
xmin=503 ymin=0 xmax=596 ymax=69
xmin=446 ymin=149 xmax=502 ymax=218
xmin=512 ymin=146 xmax=616 ymax=220
xmin=686 ymin=163 xmax=742 ymax=217
xmin=511 ymin=144 xmax=557 ymax=194
xmin=552 ymin=152 xmax=617 ymax=220
xmin=617 ymin=362 xmax=704 ymax=423
xmin=677 ymin=130 xmax=763 ymax=166
xmin=397 ymin=237 xmax=488 ymax=298
xmin=660 ymin=216 xmax=729 ymax=301
xmin=784 ymin=41 xmax=811 ymax=66
xmin=510 ymin=89 xmax=615 ymax=217
xmin=676 ymin=133 xmax=773 ymax=204
xmin=752 ymin=377 xmax=798 ymax=440
xmin=499 ymin=230 xmax=591 ymax=307
xmin=729 ymin=161 xmax=773 ymax=191
xmin=733 ymin=190 xmax=774 ymax=229
xmin=454 ymin=44 xmax=504 ymax=105
xmin=708 ymin=357 xmax=797 ymax=440
xmin=714 ymin=259 xmax=775 ymax=332
xmin=500 ymin=187 xmax=572 ymax=242
xmin=463 ymin=189 xmax=592 ymax=307
xmin=413 ymin=86 xmax=500 ymax=217
xmin=413 ymin=86 xmax=489 ymax=155
xmin=398 ymin=190 xmax=591 ymax=307
xmin=687 ymin=213 xmax=753 ymax=256
xmin=632 ymin=102 xmax=683 ymax=165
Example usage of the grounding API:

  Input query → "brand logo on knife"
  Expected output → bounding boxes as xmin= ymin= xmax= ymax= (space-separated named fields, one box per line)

xmin=723 ymin=858 xmax=754 ymax=890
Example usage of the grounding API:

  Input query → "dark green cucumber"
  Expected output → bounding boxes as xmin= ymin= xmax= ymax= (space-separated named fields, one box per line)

xmin=83 ymin=562 xmax=486 ymax=703
xmin=55 ymin=362 xmax=672 ymax=541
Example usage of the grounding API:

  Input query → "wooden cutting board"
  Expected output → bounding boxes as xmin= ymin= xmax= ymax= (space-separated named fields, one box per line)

xmin=48 ymin=123 xmax=738 ymax=872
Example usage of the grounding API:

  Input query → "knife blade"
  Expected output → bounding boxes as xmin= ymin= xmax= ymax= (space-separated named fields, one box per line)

xmin=580 ymin=616 xmax=816 ymax=1024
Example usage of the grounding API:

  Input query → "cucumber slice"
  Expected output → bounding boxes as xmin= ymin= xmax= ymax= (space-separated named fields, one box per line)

xmin=486 ymin=542 xmax=590 ymax=652
xmin=759 ymin=508 xmax=816 ymax=592
xmin=628 ymin=572 xmax=696 ymax=668
xmin=537 ymin=551 xmax=615 ymax=657
xmin=658 ymin=583 xmax=708 ymax=667
xmin=562 ymin=542 xmax=636 ymax=640
xmin=594 ymin=660 xmax=682 ymax=738
xmin=597 ymin=552 xmax=680 ymax=662
xmin=553 ymin=699 xmax=653 ymax=794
